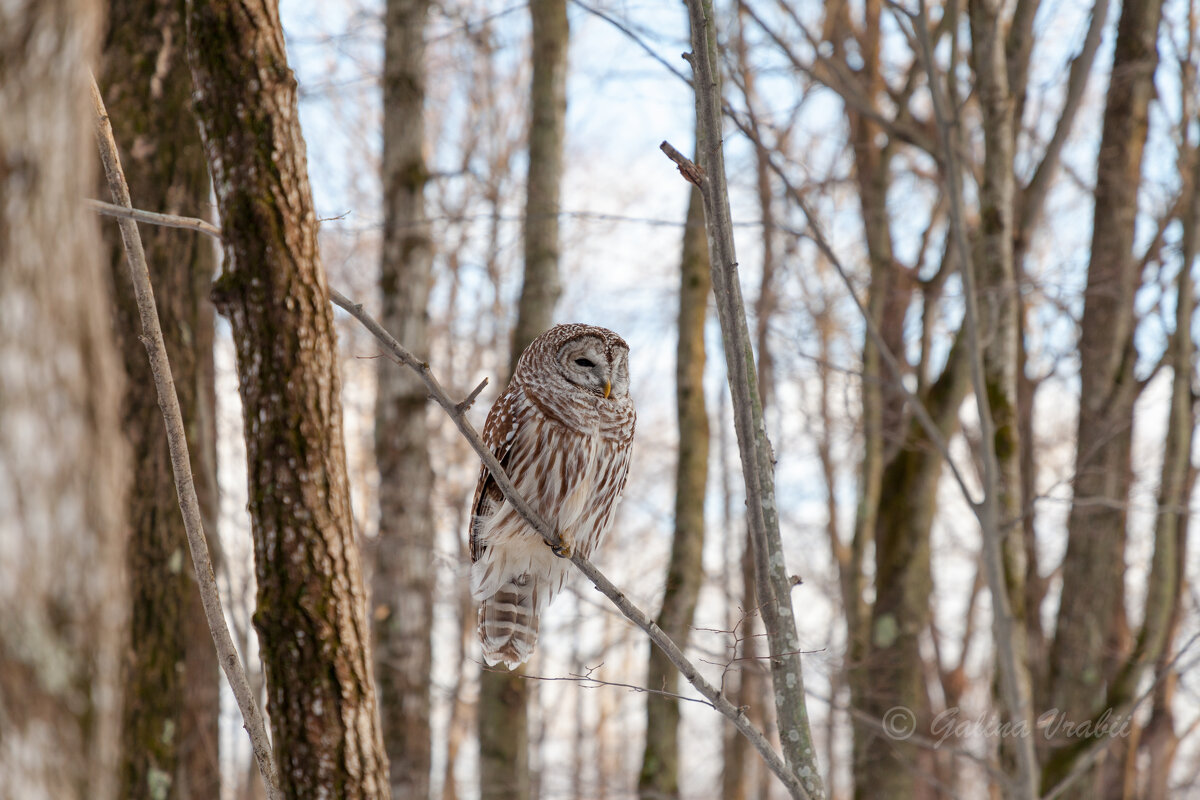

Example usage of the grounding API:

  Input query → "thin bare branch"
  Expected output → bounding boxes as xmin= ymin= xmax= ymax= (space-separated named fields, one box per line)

xmin=88 ymin=74 xmax=282 ymax=800
xmin=86 ymin=197 xmax=223 ymax=240
xmin=501 ymin=663 xmax=717 ymax=708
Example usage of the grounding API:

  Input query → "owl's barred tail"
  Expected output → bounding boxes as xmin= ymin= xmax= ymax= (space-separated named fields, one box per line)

xmin=478 ymin=577 xmax=540 ymax=669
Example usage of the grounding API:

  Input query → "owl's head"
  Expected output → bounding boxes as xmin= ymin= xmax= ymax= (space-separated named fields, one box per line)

xmin=521 ymin=324 xmax=631 ymax=401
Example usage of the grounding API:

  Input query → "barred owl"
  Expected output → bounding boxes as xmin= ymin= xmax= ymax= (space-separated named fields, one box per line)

xmin=469 ymin=323 xmax=636 ymax=669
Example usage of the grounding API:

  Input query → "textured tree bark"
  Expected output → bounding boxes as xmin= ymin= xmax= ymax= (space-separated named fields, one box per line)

xmin=637 ymin=182 xmax=710 ymax=799
xmin=374 ymin=0 xmax=435 ymax=796
xmin=0 ymin=1 xmax=127 ymax=797
xmin=185 ymin=1 xmax=390 ymax=796
xmin=479 ymin=2 xmax=568 ymax=796
xmin=1045 ymin=0 xmax=1165 ymax=793
xmin=100 ymin=1 xmax=221 ymax=796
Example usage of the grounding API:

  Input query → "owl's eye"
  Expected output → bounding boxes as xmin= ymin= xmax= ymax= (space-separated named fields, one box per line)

xmin=574 ymin=358 xmax=595 ymax=368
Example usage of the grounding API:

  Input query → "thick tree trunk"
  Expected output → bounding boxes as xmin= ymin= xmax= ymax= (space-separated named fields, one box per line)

xmin=185 ymin=1 xmax=390 ymax=796
xmin=0 ymin=1 xmax=127 ymax=797
xmin=100 ymin=2 xmax=221 ymax=797
xmin=479 ymin=2 xmax=568 ymax=796
xmin=1045 ymin=0 xmax=1165 ymax=793
xmin=638 ymin=182 xmax=710 ymax=799
xmin=374 ymin=0 xmax=435 ymax=796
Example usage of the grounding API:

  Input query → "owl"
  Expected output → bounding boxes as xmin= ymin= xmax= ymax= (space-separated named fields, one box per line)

xmin=469 ymin=323 xmax=636 ymax=669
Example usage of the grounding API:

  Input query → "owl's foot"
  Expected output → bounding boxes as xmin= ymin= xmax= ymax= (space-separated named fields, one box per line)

xmin=550 ymin=535 xmax=572 ymax=559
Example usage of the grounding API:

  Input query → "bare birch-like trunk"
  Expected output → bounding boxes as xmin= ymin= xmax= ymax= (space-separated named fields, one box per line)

xmin=185 ymin=1 xmax=390 ymax=795
xmin=100 ymin=2 xmax=221 ymax=796
xmin=637 ymin=181 xmax=710 ymax=799
xmin=374 ymin=0 xmax=436 ymax=795
xmin=0 ymin=1 xmax=127 ymax=797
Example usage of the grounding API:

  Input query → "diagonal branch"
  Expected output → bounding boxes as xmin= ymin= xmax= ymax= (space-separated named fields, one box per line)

xmin=906 ymin=1 xmax=1039 ymax=795
xmin=86 ymin=197 xmax=223 ymax=239
xmin=88 ymin=75 xmax=283 ymax=800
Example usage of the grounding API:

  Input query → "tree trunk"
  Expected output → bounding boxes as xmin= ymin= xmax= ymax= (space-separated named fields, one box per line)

xmin=856 ymin=340 xmax=969 ymax=800
xmin=637 ymin=182 xmax=710 ymax=799
xmin=1045 ymin=0 xmax=1165 ymax=792
xmin=479 ymin=2 xmax=567 ymax=797
xmin=821 ymin=3 xmax=913 ymax=783
xmin=100 ymin=2 xmax=221 ymax=796
xmin=478 ymin=670 xmax=530 ymax=800
xmin=374 ymin=0 xmax=435 ymax=796
xmin=0 ymin=1 xmax=127 ymax=797
xmin=509 ymin=0 xmax=567 ymax=356
xmin=966 ymin=2 xmax=1038 ymax=795
xmin=185 ymin=1 xmax=390 ymax=796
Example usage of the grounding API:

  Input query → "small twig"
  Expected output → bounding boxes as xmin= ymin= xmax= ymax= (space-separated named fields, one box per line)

xmin=660 ymin=140 xmax=705 ymax=186
xmin=456 ymin=377 xmax=489 ymax=414
xmin=86 ymin=197 xmax=223 ymax=240
xmin=88 ymin=74 xmax=282 ymax=800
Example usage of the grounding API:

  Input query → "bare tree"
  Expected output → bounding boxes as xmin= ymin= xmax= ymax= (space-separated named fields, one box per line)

xmin=0 ymin=1 xmax=127 ymax=798
xmin=374 ymin=0 xmax=436 ymax=795
xmin=99 ymin=1 xmax=221 ymax=796
xmin=638 ymin=178 xmax=710 ymax=799
xmin=185 ymin=0 xmax=390 ymax=795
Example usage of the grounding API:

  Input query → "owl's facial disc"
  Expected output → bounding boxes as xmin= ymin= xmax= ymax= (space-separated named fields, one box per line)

xmin=556 ymin=336 xmax=628 ymax=399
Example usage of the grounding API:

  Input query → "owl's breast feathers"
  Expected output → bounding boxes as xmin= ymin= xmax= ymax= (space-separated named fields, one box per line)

xmin=468 ymin=382 xmax=634 ymax=563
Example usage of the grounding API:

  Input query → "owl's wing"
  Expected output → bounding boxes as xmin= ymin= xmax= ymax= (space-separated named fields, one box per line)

xmin=469 ymin=384 xmax=526 ymax=562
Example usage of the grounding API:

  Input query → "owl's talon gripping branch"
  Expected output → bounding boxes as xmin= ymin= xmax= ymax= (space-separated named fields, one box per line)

xmin=550 ymin=539 xmax=572 ymax=559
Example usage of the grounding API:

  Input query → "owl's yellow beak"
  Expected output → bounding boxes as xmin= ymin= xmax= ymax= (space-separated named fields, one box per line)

xmin=603 ymin=381 xmax=612 ymax=399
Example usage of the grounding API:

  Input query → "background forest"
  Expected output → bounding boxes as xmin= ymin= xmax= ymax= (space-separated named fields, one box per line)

xmin=2 ymin=0 xmax=1199 ymax=798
